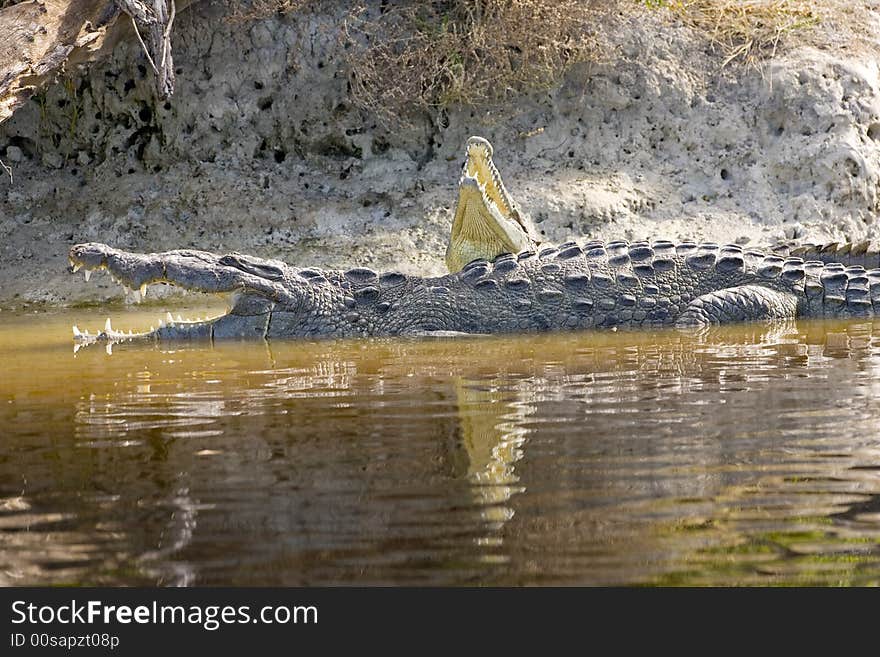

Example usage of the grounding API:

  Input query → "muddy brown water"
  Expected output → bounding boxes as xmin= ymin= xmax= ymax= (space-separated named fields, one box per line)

xmin=2 ymin=306 xmax=880 ymax=586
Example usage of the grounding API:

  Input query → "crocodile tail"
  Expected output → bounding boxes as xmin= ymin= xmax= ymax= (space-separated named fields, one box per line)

xmin=770 ymin=241 xmax=880 ymax=269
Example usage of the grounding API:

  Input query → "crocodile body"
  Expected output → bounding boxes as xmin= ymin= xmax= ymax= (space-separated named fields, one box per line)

xmin=68 ymin=239 xmax=880 ymax=344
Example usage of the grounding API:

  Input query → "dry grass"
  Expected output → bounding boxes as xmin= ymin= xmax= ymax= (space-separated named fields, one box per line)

xmin=342 ymin=1 xmax=605 ymax=124
xmin=223 ymin=0 xmax=824 ymax=122
xmin=653 ymin=1 xmax=821 ymax=68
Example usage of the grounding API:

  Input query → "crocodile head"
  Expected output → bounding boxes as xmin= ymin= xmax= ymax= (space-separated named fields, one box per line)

xmin=446 ymin=136 xmax=540 ymax=272
xmin=68 ymin=242 xmax=321 ymax=348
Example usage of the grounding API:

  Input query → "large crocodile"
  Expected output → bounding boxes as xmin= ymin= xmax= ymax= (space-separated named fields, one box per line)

xmin=68 ymin=237 xmax=880 ymax=344
xmin=69 ymin=136 xmax=880 ymax=344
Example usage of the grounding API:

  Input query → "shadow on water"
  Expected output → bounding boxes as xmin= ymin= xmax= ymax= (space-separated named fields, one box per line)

xmin=1 ymin=309 xmax=880 ymax=585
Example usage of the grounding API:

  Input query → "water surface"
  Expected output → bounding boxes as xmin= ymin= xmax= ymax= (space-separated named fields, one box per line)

xmin=2 ymin=307 xmax=880 ymax=585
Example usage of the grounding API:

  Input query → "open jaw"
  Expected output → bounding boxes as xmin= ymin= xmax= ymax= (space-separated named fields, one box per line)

xmin=446 ymin=136 xmax=539 ymax=272
xmin=462 ymin=137 xmax=528 ymax=227
xmin=68 ymin=242 xmax=297 ymax=350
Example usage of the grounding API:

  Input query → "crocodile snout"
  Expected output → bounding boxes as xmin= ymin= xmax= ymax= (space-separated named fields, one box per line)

xmin=69 ymin=242 xmax=112 ymax=271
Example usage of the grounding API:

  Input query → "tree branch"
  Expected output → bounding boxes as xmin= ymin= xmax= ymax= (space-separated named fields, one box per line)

xmin=115 ymin=1 xmax=176 ymax=99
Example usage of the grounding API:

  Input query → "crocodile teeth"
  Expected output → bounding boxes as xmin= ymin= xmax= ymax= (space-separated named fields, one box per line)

xmin=106 ymin=343 xmax=113 ymax=356
xmin=84 ymin=270 xmax=91 ymax=282
xmin=158 ymin=319 xmax=165 ymax=328
xmin=72 ymin=263 xmax=82 ymax=273
xmin=140 ymin=284 xmax=147 ymax=297
xmin=177 ymin=314 xmax=183 ymax=323
xmin=105 ymin=317 xmax=112 ymax=333
xmin=72 ymin=325 xmax=81 ymax=337
xmin=166 ymin=312 xmax=174 ymax=324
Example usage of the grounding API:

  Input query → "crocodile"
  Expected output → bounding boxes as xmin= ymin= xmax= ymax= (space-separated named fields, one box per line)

xmin=68 ymin=136 xmax=880 ymax=344
xmin=68 ymin=238 xmax=880 ymax=345
xmin=448 ymin=136 xmax=880 ymax=272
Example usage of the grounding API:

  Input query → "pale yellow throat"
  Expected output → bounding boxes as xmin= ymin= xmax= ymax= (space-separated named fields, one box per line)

xmin=446 ymin=137 xmax=537 ymax=273
xmin=447 ymin=182 xmax=526 ymax=272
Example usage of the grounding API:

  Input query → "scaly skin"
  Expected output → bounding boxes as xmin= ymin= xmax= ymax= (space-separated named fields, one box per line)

xmin=68 ymin=239 xmax=880 ymax=344
xmin=771 ymin=241 xmax=880 ymax=269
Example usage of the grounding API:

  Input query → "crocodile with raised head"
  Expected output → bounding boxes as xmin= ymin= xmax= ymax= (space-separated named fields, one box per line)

xmin=68 ymin=237 xmax=880 ymax=344
xmin=448 ymin=135 xmax=880 ymax=272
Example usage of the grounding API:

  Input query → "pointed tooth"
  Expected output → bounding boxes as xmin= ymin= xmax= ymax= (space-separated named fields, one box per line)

xmin=72 ymin=263 xmax=82 ymax=273
xmin=73 ymin=343 xmax=82 ymax=354
xmin=105 ymin=318 xmax=112 ymax=333
xmin=84 ymin=270 xmax=92 ymax=282
xmin=177 ymin=314 xmax=183 ymax=322
xmin=106 ymin=343 xmax=113 ymax=356
xmin=72 ymin=325 xmax=81 ymax=337
xmin=166 ymin=312 xmax=174 ymax=324
xmin=158 ymin=319 xmax=165 ymax=328
xmin=149 ymin=325 xmax=154 ymax=332
xmin=140 ymin=284 xmax=147 ymax=297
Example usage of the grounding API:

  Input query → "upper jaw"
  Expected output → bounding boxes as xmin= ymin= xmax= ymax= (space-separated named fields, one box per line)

xmin=67 ymin=242 xmax=294 ymax=301
xmin=69 ymin=242 xmax=164 ymax=301
xmin=463 ymin=138 xmax=518 ymax=220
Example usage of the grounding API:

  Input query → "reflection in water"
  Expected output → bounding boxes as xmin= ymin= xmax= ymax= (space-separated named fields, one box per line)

xmin=1 ymin=308 xmax=880 ymax=585
xmin=452 ymin=379 xmax=530 ymax=552
xmin=136 ymin=486 xmax=200 ymax=587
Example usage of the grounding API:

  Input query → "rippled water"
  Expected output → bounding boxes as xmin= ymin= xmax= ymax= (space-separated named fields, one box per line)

xmin=2 ymin=306 xmax=880 ymax=586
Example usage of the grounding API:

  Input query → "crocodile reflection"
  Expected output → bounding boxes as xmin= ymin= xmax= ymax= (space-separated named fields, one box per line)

xmin=4 ymin=319 xmax=880 ymax=584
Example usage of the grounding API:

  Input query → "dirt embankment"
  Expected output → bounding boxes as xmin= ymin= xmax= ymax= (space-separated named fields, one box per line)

xmin=1 ymin=1 xmax=879 ymax=308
